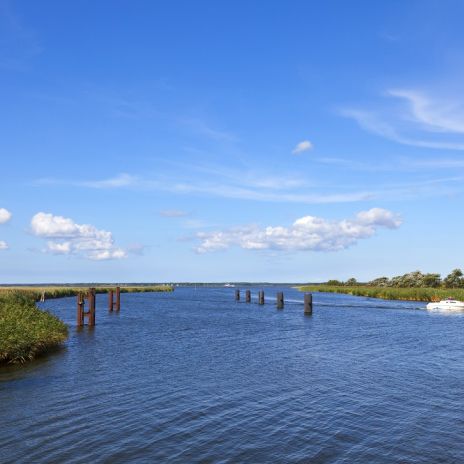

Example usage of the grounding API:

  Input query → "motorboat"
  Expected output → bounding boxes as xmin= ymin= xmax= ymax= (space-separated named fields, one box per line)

xmin=224 ymin=283 xmax=235 ymax=288
xmin=426 ymin=298 xmax=464 ymax=311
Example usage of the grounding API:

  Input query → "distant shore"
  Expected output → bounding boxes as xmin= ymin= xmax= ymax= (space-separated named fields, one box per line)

xmin=297 ymin=285 xmax=464 ymax=302
xmin=0 ymin=284 xmax=174 ymax=302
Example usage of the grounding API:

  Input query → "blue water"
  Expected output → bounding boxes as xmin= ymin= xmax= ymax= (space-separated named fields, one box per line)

xmin=1 ymin=287 xmax=464 ymax=463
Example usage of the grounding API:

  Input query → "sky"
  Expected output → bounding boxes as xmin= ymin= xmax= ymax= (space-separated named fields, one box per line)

xmin=1 ymin=0 xmax=464 ymax=283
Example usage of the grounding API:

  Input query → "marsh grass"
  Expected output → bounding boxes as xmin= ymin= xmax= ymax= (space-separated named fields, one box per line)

xmin=0 ymin=291 xmax=68 ymax=364
xmin=0 ymin=285 xmax=173 ymax=364
xmin=297 ymin=285 xmax=464 ymax=302
xmin=0 ymin=285 xmax=174 ymax=301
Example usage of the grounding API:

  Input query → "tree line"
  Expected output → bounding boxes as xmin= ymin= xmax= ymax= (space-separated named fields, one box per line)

xmin=326 ymin=269 xmax=464 ymax=289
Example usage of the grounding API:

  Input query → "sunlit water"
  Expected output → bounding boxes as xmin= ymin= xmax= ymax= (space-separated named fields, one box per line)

xmin=2 ymin=287 xmax=464 ymax=463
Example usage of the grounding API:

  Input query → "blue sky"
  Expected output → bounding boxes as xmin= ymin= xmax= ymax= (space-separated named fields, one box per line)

xmin=1 ymin=0 xmax=464 ymax=283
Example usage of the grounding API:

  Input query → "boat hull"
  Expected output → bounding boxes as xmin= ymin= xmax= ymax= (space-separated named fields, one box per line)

xmin=426 ymin=301 xmax=464 ymax=311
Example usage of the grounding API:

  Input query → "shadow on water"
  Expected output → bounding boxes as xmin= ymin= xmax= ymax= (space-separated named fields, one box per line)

xmin=0 ymin=345 xmax=67 ymax=381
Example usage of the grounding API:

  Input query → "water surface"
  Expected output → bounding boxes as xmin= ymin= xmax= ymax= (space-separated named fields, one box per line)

xmin=1 ymin=287 xmax=464 ymax=463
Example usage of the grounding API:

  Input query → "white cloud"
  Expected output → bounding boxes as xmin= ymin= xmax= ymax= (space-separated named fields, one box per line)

xmin=80 ymin=173 xmax=138 ymax=189
xmin=35 ymin=171 xmax=372 ymax=204
xmin=388 ymin=89 xmax=464 ymax=134
xmin=195 ymin=208 xmax=401 ymax=253
xmin=31 ymin=212 xmax=127 ymax=260
xmin=179 ymin=118 xmax=237 ymax=142
xmin=46 ymin=241 xmax=71 ymax=254
xmin=292 ymin=140 xmax=313 ymax=154
xmin=341 ymin=89 xmax=464 ymax=150
xmin=0 ymin=240 xmax=8 ymax=250
xmin=0 ymin=208 xmax=12 ymax=224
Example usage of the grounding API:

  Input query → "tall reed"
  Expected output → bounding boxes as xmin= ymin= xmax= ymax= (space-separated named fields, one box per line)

xmin=297 ymin=285 xmax=464 ymax=302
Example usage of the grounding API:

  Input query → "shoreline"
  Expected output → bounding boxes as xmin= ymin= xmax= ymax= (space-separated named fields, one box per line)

xmin=297 ymin=285 xmax=464 ymax=302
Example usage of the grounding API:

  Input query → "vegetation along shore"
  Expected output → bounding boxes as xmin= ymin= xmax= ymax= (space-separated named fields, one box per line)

xmin=0 ymin=285 xmax=174 ymax=365
xmin=298 ymin=270 xmax=464 ymax=302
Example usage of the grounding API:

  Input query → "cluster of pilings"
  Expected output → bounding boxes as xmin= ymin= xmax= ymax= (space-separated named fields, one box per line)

xmin=235 ymin=289 xmax=313 ymax=314
xmin=77 ymin=286 xmax=121 ymax=327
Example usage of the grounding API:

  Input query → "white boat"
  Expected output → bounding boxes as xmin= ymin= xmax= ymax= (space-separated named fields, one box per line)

xmin=224 ymin=283 xmax=235 ymax=288
xmin=426 ymin=298 xmax=464 ymax=311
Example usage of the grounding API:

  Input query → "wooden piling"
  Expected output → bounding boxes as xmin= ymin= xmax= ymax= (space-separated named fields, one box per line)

xmin=245 ymin=289 xmax=251 ymax=303
xmin=77 ymin=293 xmax=84 ymax=326
xmin=235 ymin=289 xmax=240 ymax=301
xmin=304 ymin=293 xmax=313 ymax=315
xmin=276 ymin=291 xmax=284 ymax=309
xmin=258 ymin=290 xmax=265 ymax=305
xmin=108 ymin=289 xmax=114 ymax=311
xmin=115 ymin=286 xmax=121 ymax=311
xmin=88 ymin=288 xmax=96 ymax=326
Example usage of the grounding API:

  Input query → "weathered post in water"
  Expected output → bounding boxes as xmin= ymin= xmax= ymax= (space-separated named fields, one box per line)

xmin=88 ymin=288 xmax=96 ymax=326
xmin=258 ymin=290 xmax=265 ymax=305
xmin=245 ymin=289 xmax=251 ymax=303
xmin=108 ymin=289 xmax=114 ymax=311
xmin=235 ymin=289 xmax=240 ymax=301
xmin=77 ymin=293 xmax=84 ymax=326
xmin=304 ymin=293 xmax=313 ymax=315
xmin=115 ymin=286 xmax=121 ymax=311
xmin=276 ymin=292 xmax=284 ymax=309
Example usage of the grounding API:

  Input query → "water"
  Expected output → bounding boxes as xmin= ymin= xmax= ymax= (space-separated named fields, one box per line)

xmin=1 ymin=287 xmax=464 ymax=463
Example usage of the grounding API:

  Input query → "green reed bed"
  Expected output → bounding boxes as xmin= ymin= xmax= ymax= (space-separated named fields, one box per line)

xmin=0 ymin=285 xmax=174 ymax=302
xmin=297 ymin=285 xmax=464 ymax=302
xmin=0 ymin=285 xmax=174 ymax=364
xmin=0 ymin=291 xmax=68 ymax=364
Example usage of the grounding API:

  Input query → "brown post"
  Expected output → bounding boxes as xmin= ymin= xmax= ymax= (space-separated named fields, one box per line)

xmin=245 ymin=289 xmax=251 ymax=303
xmin=277 ymin=292 xmax=284 ymax=309
xmin=258 ymin=290 xmax=265 ymax=305
xmin=304 ymin=293 xmax=313 ymax=315
xmin=235 ymin=289 xmax=240 ymax=301
xmin=77 ymin=293 xmax=84 ymax=326
xmin=115 ymin=286 xmax=121 ymax=311
xmin=108 ymin=289 xmax=114 ymax=311
xmin=88 ymin=288 xmax=96 ymax=326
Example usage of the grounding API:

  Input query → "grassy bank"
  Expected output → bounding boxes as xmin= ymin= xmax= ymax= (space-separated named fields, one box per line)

xmin=0 ymin=285 xmax=174 ymax=365
xmin=297 ymin=285 xmax=464 ymax=302
xmin=0 ymin=291 xmax=68 ymax=364
xmin=0 ymin=284 xmax=174 ymax=302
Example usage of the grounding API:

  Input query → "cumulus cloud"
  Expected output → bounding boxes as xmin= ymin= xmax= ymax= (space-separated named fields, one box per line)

xmin=195 ymin=208 xmax=401 ymax=253
xmin=31 ymin=212 xmax=127 ymax=260
xmin=292 ymin=140 xmax=313 ymax=154
xmin=0 ymin=208 xmax=12 ymax=224
xmin=0 ymin=208 xmax=11 ymax=250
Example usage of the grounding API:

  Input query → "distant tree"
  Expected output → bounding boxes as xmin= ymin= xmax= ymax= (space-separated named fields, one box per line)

xmin=368 ymin=277 xmax=390 ymax=287
xmin=327 ymin=279 xmax=343 ymax=286
xmin=422 ymin=273 xmax=441 ymax=288
xmin=345 ymin=277 xmax=358 ymax=286
xmin=388 ymin=271 xmax=425 ymax=288
xmin=443 ymin=269 xmax=464 ymax=288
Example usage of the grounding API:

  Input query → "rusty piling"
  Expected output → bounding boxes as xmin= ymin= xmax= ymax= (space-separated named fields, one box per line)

xmin=77 ymin=293 xmax=84 ymax=326
xmin=115 ymin=286 xmax=121 ymax=311
xmin=108 ymin=289 xmax=114 ymax=311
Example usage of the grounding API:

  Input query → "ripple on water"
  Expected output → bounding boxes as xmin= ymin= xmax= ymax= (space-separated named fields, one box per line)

xmin=2 ymin=288 xmax=464 ymax=463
